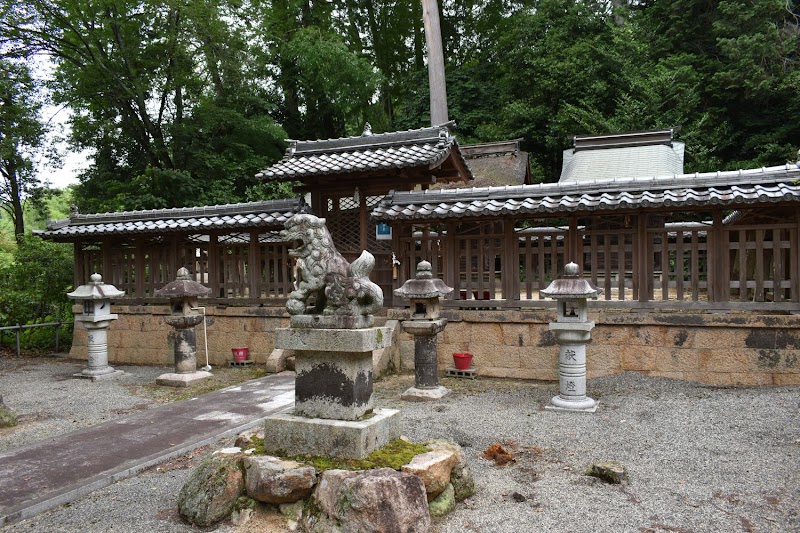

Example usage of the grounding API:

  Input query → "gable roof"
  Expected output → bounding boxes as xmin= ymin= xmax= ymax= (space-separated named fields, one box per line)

xmin=255 ymin=124 xmax=472 ymax=187
xmin=36 ymin=198 xmax=304 ymax=241
xmin=453 ymin=139 xmax=531 ymax=188
xmin=372 ymin=163 xmax=800 ymax=221
xmin=561 ymin=129 xmax=684 ymax=182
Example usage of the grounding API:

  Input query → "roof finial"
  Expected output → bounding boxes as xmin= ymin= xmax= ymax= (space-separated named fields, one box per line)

xmin=362 ymin=123 xmax=373 ymax=136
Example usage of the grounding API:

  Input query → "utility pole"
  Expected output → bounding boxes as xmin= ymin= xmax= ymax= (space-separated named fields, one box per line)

xmin=422 ymin=0 xmax=448 ymax=126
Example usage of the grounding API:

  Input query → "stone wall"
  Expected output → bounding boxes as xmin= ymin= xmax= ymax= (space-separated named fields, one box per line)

xmin=70 ymin=305 xmax=292 ymax=367
xmin=70 ymin=305 xmax=800 ymax=386
xmin=389 ymin=309 xmax=800 ymax=386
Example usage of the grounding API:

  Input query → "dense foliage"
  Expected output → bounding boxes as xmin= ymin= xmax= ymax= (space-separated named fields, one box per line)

xmin=0 ymin=0 xmax=797 ymax=208
xmin=0 ymin=234 xmax=73 ymax=348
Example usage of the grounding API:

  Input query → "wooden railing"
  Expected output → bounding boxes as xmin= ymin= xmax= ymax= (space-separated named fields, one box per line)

xmin=73 ymin=208 xmax=800 ymax=313
xmin=393 ymin=209 xmax=800 ymax=312
xmin=75 ymin=232 xmax=294 ymax=303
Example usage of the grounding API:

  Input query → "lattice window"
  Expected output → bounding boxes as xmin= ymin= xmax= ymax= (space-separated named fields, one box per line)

xmin=324 ymin=194 xmax=361 ymax=253
xmin=218 ymin=232 xmax=250 ymax=245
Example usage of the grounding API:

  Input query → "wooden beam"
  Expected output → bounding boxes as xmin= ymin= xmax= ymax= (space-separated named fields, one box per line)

xmin=422 ymin=0 xmax=448 ymax=125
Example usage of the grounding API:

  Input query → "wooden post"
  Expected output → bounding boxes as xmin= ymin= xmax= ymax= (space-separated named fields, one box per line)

xmin=568 ymin=216 xmax=579 ymax=270
xmin=102 ymin=240 xmax=113 ymax=285
xmin=359 ymin=191 xmax=368 ymax=252
xmin=636 ymin=213 xmax=649 ymax=303
xmin=710 ymin=210 xmax=728 ymax=303
xmin=249 ymin=230 xmax=260 ymax=299
xmin=135 ymin=238 xmax=145 ymax=298
xmin=422 ymin=0 xmax=448 ymax=126
xmin=794 ymin=209 xmax=800 ymax=302
xmin=446 ymin=221 xmax=457 ymax=294
xmin=503 ymin=219 xmax=518 ymax=304
xmin=169 ymin=236 xmax=179 ymax=276
xmin=209 ymin=234 xmax=219 ymax=298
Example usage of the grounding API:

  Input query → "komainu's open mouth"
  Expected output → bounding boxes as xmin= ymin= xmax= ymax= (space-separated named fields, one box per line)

xmin=288 ymin=239 xmax=305 ymax=256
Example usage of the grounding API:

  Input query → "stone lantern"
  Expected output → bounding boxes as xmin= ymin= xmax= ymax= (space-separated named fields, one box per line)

xmin=394 ymin=260 xmax=454 ymax=401
xmin=67 ymin=273 xmax=125 ymax=380
xmin=541 ymin=262 xmax=600 ymax=412
xmin=154 ymin=267 xmax=212 ymax=387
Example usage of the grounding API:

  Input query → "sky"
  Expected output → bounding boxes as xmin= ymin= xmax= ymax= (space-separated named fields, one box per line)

xmin=45 ymin=149 xmax=85 ymax=189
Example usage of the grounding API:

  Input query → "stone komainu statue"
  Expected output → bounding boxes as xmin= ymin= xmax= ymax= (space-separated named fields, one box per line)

xmin=280 ymin=214 xmax=383 ymax=318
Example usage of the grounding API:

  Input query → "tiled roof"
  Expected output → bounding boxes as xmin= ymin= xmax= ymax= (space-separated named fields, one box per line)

xmin=256 ymin=124 xmax=472 ymax=181
xmin=36 ymin=198 xmax=304 ymax=239
xmin=372 ymin=164 xmax=800 ymax=221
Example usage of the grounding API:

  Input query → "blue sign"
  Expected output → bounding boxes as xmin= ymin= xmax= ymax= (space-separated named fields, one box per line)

xmin=376 ymin=223 xmax=392 ymax=240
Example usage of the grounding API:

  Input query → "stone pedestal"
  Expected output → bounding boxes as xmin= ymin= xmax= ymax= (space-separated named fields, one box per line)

xmin=265 ymin=324 xmax=400 ymax=459
xmin=156 ymin=315 xmax=212 ymax=387
xmin=73 ymin=321 xmax=125 ymax=381
xmin=400 ymin=319 xmax=450 ymax=402
xmin=545 ymin=322 xmax=598 ymax=412
xmin=262 ymin=408 xmax=401 ymax=459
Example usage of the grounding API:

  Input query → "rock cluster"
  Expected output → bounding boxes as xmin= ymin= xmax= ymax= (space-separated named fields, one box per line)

xmin=177 ymin=432 xmax=475 ymax=531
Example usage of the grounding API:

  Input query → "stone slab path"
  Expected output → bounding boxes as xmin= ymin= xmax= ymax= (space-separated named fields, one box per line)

xmin=0 ymin=371 xmax=295 ymax=526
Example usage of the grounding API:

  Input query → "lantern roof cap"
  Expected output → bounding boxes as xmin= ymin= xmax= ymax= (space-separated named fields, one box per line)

xmin=393 ymin=260 xmax=454 ymax=300
xmin=155 ymin=268 xmax=211 ymax=299
xmin=67 ymin=273 xmax=125 ymax=300
xmin=540 ymin=262 xmax=599 ymax=299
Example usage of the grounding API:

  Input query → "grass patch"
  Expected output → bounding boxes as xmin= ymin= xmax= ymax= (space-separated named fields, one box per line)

xmin=246 ymin=438 xmax=429 ymax=473
xmin=127 ymin=367 xmax=268 ymax=403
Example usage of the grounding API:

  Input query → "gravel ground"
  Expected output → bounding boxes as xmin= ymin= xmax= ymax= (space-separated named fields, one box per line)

xmin=1 ymin=355 xmax=798 ymax=533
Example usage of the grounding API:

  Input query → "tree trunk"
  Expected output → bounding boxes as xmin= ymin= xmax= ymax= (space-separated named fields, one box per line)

xmin=6 ymin=160 xmax=25 ymax=243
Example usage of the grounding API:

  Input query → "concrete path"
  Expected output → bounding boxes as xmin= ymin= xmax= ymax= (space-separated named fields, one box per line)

xmin=0 ymin=371 xmax=295 ymax=526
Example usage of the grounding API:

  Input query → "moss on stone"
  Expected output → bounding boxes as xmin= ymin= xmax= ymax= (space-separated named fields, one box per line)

xmin=248 ymin=436 xmax=267 ymax=455
xmin=257 ymin=439 xmax=429 ymax=474
xmin=428 ymin=483 xmax=455 ymax=517
xmin=0 ymin=405 xmax=17 ymax=428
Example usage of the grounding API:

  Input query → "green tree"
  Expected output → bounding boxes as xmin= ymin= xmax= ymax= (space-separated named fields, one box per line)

xmin=261 ymin=0 xmax=383 ymax=139
xmin=0 ymin=58 xmax=49 ymax=241
xmin=2 ymin=0 xmax=287 ymax=212
xmin=0 ymin=235 xmax=73 ymax=326
xmin=624 ymin=0 xmax=800 ymax=170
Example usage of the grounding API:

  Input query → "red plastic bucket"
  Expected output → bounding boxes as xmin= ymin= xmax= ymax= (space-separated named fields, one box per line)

xmin=453 ymin=353 xmax=473 ymax=370
xmin=232 ymin=347 xmax=249 ymax=362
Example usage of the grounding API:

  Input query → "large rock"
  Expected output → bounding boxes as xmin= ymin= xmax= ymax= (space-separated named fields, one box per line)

xmin=303 ymin=468 xmax=431 ymax=533
xmin=177 ymin=455 xmax=245 ymax=527
xmin=428 ymin=483 xmax=455 ymax=518
xmin=425 ymin=439 xmax=475 ymax=501
xmin=244 ymin=455 xmax=316 ymax=504
xmin=401 ymin=450 xmax=456 ymax=501
xmin=0 ymin=396 xmax=17 ymax=428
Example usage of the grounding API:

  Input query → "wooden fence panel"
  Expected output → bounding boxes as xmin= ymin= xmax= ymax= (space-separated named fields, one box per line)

xmin=579 ymin=228 xmax=635 ymax=301
xmin=725 ymin=223 xmax=795 ymax=303
xmin=517 ymin=227 xmax=566 ymax=300
xmin=646 ymin=225 xmax=709 ymax=302
xmin=258 ymin=240 xmax=294 ymax=298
